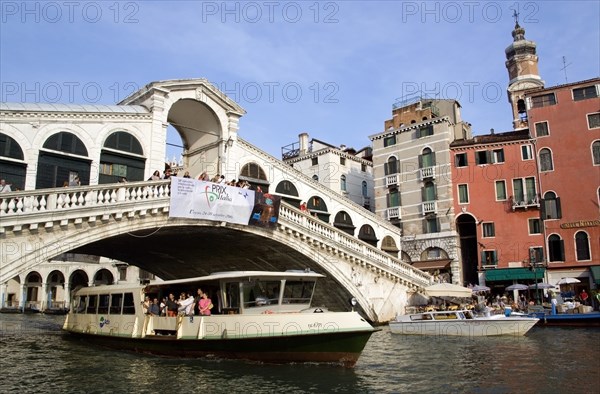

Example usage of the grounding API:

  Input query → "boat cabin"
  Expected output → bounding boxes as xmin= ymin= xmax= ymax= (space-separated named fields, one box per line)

xmin=70 ymin=270 xmax=325 ymax=318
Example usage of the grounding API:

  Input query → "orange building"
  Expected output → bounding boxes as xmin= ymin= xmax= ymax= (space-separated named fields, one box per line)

xmin=450 ymin=20 xmax=599 ymax=296
xmin=451 ymin=130 xmax=545 ymax=290
xmin=524 ymin=78 xmax=600 ymax=290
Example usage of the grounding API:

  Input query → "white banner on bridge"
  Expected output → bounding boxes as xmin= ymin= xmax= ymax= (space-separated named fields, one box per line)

xmin=169 ymin=177 xmax=255 ymax=225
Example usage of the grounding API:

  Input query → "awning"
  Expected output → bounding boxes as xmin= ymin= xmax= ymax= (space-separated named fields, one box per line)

xmin=412 ymin=259 xmax=451 ymax=271
xmin=485 ymin=267 xmax=546 ymax=282
xmin=590 ymin=266 xmax=600 ymax=285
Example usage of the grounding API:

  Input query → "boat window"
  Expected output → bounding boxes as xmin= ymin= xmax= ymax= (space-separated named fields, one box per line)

xmin=282 ymin=280 xmax=315 ymax=304
xmin=122 ymin=292 xmax=135 ymax=315
xmin=242 ymin=280 xmax=282 ymax=308
xmin=225 ymin=282 xmax=240 ymax=309
xmin=98 ymin=294 xmax=110 ymax=314
xmin=86 ymin=294 xmax=97 ymax=314
xmin=433 ymin=313 xmax=457 ymax=320
xmin=74 ymin=295 xmax=87 ymax=314
xmin=110 ymin=293 xmax=123 ymax=314
xmin=410 ymin=314 xmax=432 ymax=321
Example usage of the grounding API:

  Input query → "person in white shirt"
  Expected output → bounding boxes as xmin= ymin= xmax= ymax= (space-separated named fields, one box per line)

xmin=178 ymin=293 xmax=195 ymax=316
xmin=0 ymin=179 xmax=12 ymax=193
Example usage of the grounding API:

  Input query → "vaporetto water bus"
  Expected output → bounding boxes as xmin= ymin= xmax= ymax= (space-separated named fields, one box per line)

xmin=63 ymin=270 xmax=377 ymax=367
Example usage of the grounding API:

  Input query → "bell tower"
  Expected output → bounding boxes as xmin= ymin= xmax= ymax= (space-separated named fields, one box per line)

xmin=505 ymin=12 xmax=544 ymax=129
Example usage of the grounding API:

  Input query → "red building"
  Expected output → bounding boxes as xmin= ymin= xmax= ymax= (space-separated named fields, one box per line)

xmin=450 ymin=21 xmax=599 ymax=297
xmin=524 ymin=78 xmax=600 ymax=290
xmin=451 ymin=130 xmax=545 ymax=290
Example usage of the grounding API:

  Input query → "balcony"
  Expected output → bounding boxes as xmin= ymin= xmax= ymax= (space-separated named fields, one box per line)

xmin=385 ymin=174 xmax=398 ymax=187
xmin=421 ymin=201 xmax=437 ymax=214
xmin=419 ymin=166 xmax=435 ymax=180
xmin=511 ymin=195 xmax=540 ymax=210
xmin=387 ymin=207 xmax=401 ymax=220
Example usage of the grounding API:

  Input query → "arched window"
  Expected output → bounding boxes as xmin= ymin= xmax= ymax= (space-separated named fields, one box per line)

xmin=358 ymin=224 xmax=378 ymax=247
xmin=0 ymin=133 xmax=24 ymax=160
xmin=239 ymin=162 xmax=269 ymax=191
xmin=0 ymin=132 xmax=26 ymax=190
xmin=575 ymin=231 xmax=591 ymax=261
xmin=275 ymin=180 xmax=300 ymax=207
xmin=541 ymin=191 xmax=561 ymax=220
xmin=100 ymin=131 xmax=145 ymax=183
xmin=240 ymin=162 xmax=267 ymax=180
xmin=422 ymin=181 xmax=437 ymax=202
xmin=539 ymin=148 xmax=553 ymax=171
xmin=340 ymin=175 xmax=347 ymax=191
xmin=333 ymin=211 xmax=355 ymax=235
xmin=592 ymin=141 xmax=600 ymax=165
xmin=37 ymin=132 xmax=90 ymax=189
xmin=385 ymin=156 xmax=398 ymax=175
xmin=307 ymin=196 xmax=329 ymax=222
xmin=419 ymin=148 xmax=435 ymax=168
xmin=381 ymin=235 xmax=399 ymax=257
xmin=548 ymin=234 xmax=565 ymax=262
xmin=275 ymin=180 xmax=298 ymax=196
xmin=43 ymin=132 xmax=88 ymax=156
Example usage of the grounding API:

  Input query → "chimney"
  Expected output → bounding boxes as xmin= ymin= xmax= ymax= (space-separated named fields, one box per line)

xmin=340 ymin=144 xmax=346 ymax=151
xmin=299 ymin=133 xmax=309 ymax=154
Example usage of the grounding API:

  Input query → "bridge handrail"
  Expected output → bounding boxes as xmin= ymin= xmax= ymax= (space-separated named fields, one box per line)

xmin=237 ymin=138 xmax=404 ymax=236
xmin=0 ymin=180 xmax=170 ymax=216
xmin=0 ymin=179 xmax=431 ymax=287
xmin=278 ymin=202 xmax=431 ymax=286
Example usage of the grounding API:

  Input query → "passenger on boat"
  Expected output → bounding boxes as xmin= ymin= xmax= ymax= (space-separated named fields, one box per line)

xmin=199 ymin=292 xmax=213 ymax=316
xmin=142 ymin=296 xmax=151 ymax=314
xmin=166 ymin=293 xmax=178 ymax=317
xmin=149 ymin=298 xmax=160 ymax=316
xmin=178 ymin=293 xmax=195 ymax=316
xmin=194 ymin=288 xmax=204 ymax=315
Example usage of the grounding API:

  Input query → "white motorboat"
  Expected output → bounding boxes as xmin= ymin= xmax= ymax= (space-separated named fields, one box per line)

xmin=63 ymin=270 xmax=377 ymax=367
xmin=389 ymin=309 xmax=538 ymax=337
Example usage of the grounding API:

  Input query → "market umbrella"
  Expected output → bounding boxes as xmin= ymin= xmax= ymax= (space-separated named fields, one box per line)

xmin=506 ymin=283 xmax=529 ymax=291
xmin=556 ymin=277 xmax=581 ymax=285
xmin=425 ymin=283 xmax=472 ymax=298
xmin=529 ymin=283 xmax=555 ymax=289
xmin=472 ymin=285 xmax=491 ymax=292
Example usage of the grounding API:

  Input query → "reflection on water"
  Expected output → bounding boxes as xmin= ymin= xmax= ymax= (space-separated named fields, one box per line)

xmin=1 ymin=314 xmax=598 ymax=393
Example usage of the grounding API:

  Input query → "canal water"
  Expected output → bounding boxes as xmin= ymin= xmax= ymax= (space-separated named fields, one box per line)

xmin=1 ymin=313 xmax=598 ymax=393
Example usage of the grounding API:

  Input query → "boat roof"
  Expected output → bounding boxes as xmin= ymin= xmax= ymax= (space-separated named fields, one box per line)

xmin=73 ymin=271 xmax=325 ymax=294
xmin=150 ymin=270 xmax=325 ymax=287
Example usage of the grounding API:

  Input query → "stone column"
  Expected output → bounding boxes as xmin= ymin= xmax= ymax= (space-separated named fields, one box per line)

xmin=40 ymin=282 xmax=48 ymax=311
xmin=64 ymin=281 xmax=71 ymax=309
xmin=0 ymin=283 xmax=7 ymax=308
xmin=19 ymin=283 xmax=26 ymax=310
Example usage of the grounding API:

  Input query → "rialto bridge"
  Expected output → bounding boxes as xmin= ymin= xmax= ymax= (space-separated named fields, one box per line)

xmin=0 ymin=79 xmax=432 ymax=323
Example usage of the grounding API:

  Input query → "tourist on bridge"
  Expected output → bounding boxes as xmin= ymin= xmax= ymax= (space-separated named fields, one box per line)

xmin=148 ymin=170 xmax=161 ymax=181
xmin=0 ymin=179 xmax=12 ymax=193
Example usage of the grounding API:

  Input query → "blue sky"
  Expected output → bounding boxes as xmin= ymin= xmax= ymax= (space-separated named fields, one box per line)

xmin=1 ymin=1 xmax=599 ymax=160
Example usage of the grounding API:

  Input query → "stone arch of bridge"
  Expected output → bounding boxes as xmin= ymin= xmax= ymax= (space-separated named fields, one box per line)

xmin=6 ymin=217 xmax=382 ymax=315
